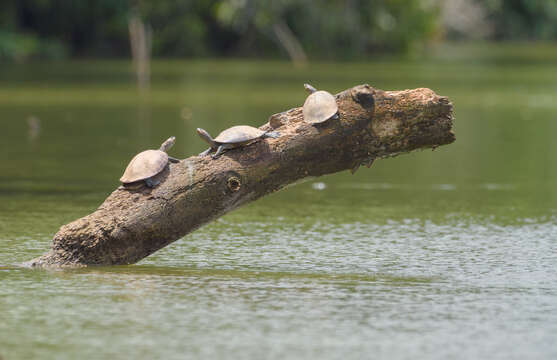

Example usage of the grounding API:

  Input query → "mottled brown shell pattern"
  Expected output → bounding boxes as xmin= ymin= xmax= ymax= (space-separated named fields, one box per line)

xmin=120 ymin=150 xmax=168 ymax=183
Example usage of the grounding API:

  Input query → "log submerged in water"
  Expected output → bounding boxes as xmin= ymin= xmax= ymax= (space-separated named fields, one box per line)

xmin=27 ymin=84 xmax=455 ymax=267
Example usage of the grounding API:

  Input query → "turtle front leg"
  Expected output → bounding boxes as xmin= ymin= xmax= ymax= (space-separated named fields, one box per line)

xmin=199 ymin=148 xmax=212 ymax=156
xmin=263 ymin=131 xmax=280 ymax=139
xmin=145 ymin=177 xmax=160 ymax=188
xmin=168 ymin=156 xmax=180 ymax=163
xmin=212 ymin=145 xmax=225 ymax=159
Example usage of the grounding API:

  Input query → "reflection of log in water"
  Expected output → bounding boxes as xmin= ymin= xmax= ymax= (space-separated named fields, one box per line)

xmin=27 ymin=84 xmax=455 ymax=267
xmin=128 ymin=7 xmax=151 ymax=93
xmin=27 ymin=115 xmax=41 ymax=141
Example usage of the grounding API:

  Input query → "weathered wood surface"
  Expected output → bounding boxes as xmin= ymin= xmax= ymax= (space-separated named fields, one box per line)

xmin=27 ymin=84 xmax=455 ymax=267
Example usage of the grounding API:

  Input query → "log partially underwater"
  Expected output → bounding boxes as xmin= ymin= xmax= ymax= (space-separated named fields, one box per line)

xmin=27 ymin=84 xmax=455 ymax=267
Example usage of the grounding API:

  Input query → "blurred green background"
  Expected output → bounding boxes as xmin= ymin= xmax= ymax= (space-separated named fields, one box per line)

xmin=2 ymin=0 xmax=557 ymax=62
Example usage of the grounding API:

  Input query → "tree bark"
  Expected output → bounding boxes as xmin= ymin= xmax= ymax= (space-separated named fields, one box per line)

xmin=26 ymin=84 xmax=455 ymax=267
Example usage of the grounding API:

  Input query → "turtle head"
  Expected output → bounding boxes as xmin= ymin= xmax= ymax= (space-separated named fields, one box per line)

xmin=304 ymin=83 xmax=317 ymax=94
xmin=196 ymin=128 xmax=216 ymax=148
xmin=159 ymin=136 xmax=176 ymax=152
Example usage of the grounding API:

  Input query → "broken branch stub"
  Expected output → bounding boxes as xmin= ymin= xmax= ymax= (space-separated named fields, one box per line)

xmin=28 ymin=84 xmax=455 ymax=267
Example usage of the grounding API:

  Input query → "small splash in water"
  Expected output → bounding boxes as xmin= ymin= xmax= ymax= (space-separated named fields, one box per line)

xmin=432 ymin=184 xmax=456 ymax=191
xmin=480 ymin=183 xmax=516 ymax=191
xmin=312 ymin=182 xmax=327 ymax=191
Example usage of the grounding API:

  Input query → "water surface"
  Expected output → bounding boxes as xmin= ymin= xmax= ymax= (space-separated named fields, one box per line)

xmin=1 ymin=44 xmax=556 ymax=359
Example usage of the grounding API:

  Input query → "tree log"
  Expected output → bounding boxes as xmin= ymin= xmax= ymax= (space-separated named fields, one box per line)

xmin=27 ymin=85 xmax=455 ymax=267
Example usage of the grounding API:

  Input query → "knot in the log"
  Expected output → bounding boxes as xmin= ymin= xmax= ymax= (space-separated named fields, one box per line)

xmin=227 ymin=176 xmax=241 ymax=192
xmin=350 ymin=84 xmax=375 ymax=110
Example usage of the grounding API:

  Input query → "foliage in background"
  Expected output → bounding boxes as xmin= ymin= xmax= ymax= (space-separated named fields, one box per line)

xmin=0 ymin=30 xmax=67 ymax=62
xmin=440 ymin=0 xmax=557 ymax=41
xmin=2 ymin=0 xmax=557 ymax=62
xmin=213 ymin=0 xmax=438 ymax=59
xmin=0 ymin=0 xmax=129 ymax=60
xmin=0 ymin=0 xmax=438 ymax=61
xmin=485 ymin=0 xmax=557 ymax=40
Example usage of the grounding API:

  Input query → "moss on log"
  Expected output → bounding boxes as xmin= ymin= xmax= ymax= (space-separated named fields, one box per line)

xmin=27 ymin=84 xmax=455 ymax=267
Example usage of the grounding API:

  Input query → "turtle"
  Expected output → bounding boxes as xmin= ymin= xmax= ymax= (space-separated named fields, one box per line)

xmin=302 ymin=83 xmax=339 ymax=124
xmin=120 ymin=136 xmax=180 ymax=188
xmin=197 ymin=126 xmax=280 ymax=159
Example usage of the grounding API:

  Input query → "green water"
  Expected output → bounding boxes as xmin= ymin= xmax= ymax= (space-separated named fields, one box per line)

xmin=1 ymin=44 xmax=557 ymax=359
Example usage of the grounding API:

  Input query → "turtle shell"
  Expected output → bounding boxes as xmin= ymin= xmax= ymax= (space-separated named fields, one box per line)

xmin=120 ymin=150 xmax=168 ymax=183
xmin=303 ymin=90 xmax=338 ymax=124
xmin=214 ymin=125 xmax=266 ymax=144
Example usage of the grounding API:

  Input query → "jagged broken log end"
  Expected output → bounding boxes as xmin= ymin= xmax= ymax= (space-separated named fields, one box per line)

xmin=26 ymin=84 xmax=455 ymax=268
